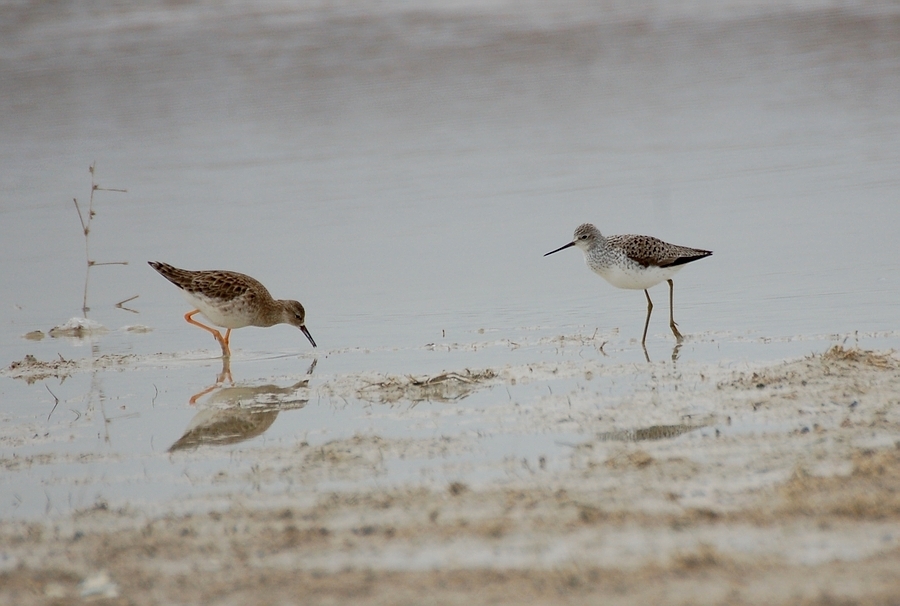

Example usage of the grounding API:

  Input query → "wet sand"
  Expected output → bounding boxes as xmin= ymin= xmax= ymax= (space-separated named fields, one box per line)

xmin=3 ymin=344 xmax=900 ymax=604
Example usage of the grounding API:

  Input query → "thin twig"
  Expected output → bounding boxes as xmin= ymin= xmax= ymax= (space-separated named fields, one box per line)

xmin=115 ymin=294 xmax=140 ymax=313
xmin=76 ymin=162 xmax=127 ymax=315
xmin=118 ymin=306 xmax=138 ymax=314
xmin=46 ymin=384 xmax=60 ymax=421
xmin=73 ymin=198 xmax=88 ymax=235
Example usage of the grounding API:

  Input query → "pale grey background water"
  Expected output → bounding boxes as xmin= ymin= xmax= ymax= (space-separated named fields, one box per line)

xmin=1 ymin=0 xmax=899 ymax=518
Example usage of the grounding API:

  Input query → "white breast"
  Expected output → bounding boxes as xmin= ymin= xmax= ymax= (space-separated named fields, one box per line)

xmin=589 ymin=260 xmax=683 ymax=290
xmin=181 ymin=291 xmax=255 ymax=329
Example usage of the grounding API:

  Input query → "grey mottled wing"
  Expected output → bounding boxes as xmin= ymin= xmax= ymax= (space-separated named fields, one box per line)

xmin=608 ymin=235 xmax=712 ymax=268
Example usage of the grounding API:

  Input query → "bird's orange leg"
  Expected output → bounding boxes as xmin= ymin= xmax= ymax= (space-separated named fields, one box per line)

xmin=216 ymin=356 xmax=234 ymax=385
xmin=188 ymin=383 xmax=218 ymax=405
xmin=188 ymin=358 xmax=234 ymax=405
xmin=184 ymin=310 xmax=231 ymax=357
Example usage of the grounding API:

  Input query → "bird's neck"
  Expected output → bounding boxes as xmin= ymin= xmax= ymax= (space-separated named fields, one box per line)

xmin=256 ymin=300 xmax=286 ymax=327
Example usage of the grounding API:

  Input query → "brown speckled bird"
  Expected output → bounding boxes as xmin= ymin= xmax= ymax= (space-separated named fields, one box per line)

xmin=149 ymin=261 xmax=316 ymax=357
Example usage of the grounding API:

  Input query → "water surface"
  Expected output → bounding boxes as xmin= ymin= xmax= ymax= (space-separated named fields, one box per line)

xmin=1 ymin=1 xmax=899 ymax=519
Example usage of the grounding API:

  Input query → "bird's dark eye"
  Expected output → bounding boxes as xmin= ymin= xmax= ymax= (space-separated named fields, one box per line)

xmin=580 ymin=234 xmax=588 ymax=239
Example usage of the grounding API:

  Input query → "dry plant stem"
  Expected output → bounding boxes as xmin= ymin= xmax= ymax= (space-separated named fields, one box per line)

xmin=72 ymin=196 xmax=92 ymax=314
xmin=73 ymin=163 xmax=128 ymax=315
xmin=45 ymin=384 xmax=60 ymax=421
xmin=115 ymin=295 xmax=140 ymax=314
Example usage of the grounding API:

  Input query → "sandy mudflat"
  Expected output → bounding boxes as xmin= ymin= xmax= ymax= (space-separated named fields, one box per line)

xmin=2 ymin=345 xmax=900 ymax=604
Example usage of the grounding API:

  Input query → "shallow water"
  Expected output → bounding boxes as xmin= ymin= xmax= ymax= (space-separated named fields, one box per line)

xmin=1 ymin=1 xmax=900 ymax=520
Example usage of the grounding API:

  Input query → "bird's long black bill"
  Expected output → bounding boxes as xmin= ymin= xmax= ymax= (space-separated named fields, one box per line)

xmin=544 ymin=241 xmax=576 ymax=256
xmin=300 ymin=325 xmax=317 ymax=348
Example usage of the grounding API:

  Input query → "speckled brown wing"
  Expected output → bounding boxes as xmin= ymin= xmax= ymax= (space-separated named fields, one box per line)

xmin=149 ymin=262 xmax=273 ymax=302
xmin=187 ymin=270 xmax=271 ymax=302
xmin=608 ymin=235 xmax=712 ymax=268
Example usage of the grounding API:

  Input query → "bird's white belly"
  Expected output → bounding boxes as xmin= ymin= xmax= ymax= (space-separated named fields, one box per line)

xmin=589 ymin=261 xmax=683 ymax=290
xmin=182 ymin=291 xmax=254 ymax=329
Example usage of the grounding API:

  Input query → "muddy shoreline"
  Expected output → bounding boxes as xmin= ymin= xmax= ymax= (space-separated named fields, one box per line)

xmin=3 ymin=345 xmax=900 ymax=604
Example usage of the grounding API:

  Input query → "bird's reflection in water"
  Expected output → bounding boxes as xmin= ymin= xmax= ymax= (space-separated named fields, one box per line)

xmin=641 ymin=342 xmax=683 ymax=364
xmin=596 ymin=423 xmax=703 ymax=442
xmin=596 ymin=415 xmax=717 ymax=443
xmin=189 ymin=357 xmax=235 ymax=405
xmin=169 ymin=358 xmax=317 ymax=452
